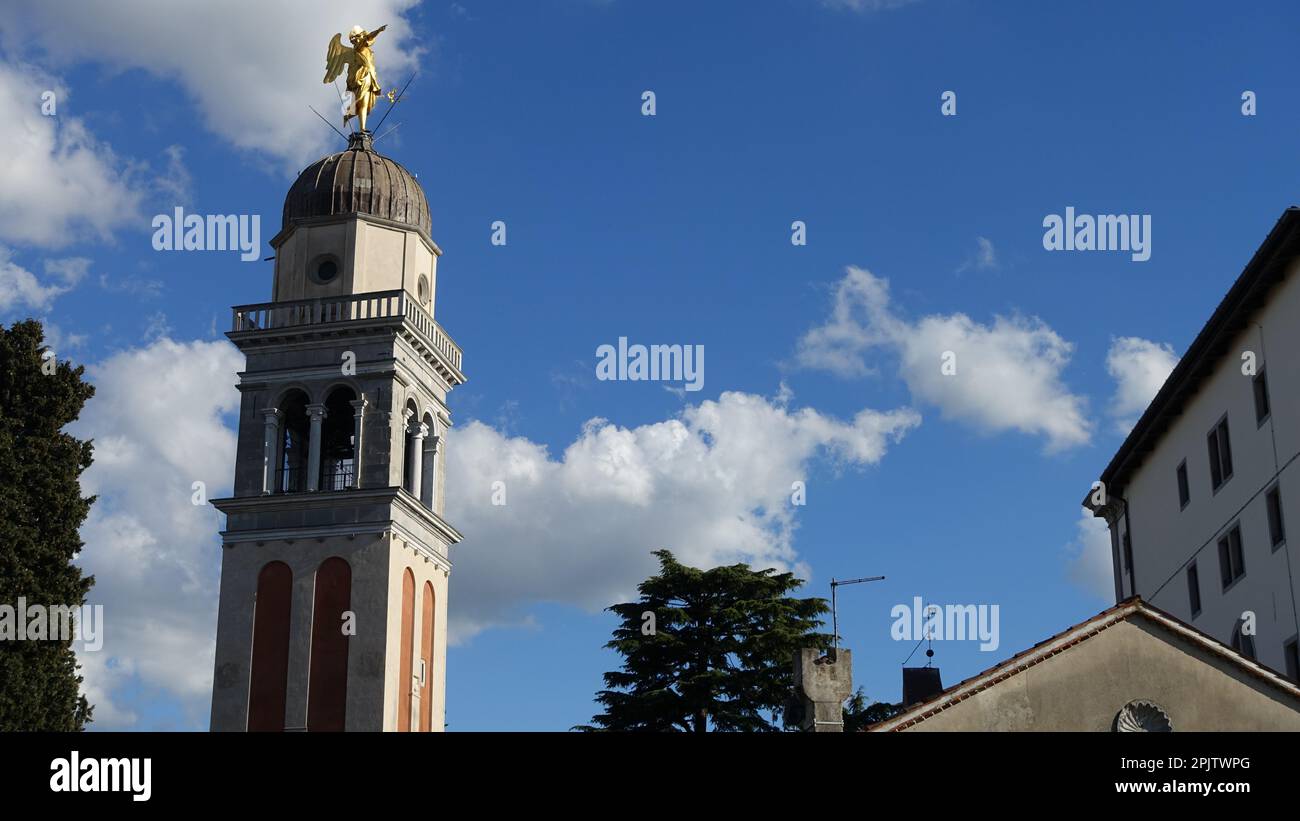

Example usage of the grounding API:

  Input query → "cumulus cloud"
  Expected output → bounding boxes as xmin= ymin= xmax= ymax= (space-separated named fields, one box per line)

xmin=0 ymin=249 xmax=95 ymax=314
xmin=68 ymin=335 xmax=914 ymax=725
xmin=72 ymin=337 xmax=242 ymax=728
xmin=0 ymin=61 xmax=146 ymax=248
xmin=445 ymin=390 xmax=920 ymax=641
xmin=1065 ymin=507 xmax=1114 ymax=600
xmin=1106 ymin=336 xmax=1179 ymax=434
xmin=794 ymin=265 xmax=1092 ymax=451
xmin=3 ymin=0 xmax=424 ymax=170
xmin=0 ymin=252 xmax=69 ymax=313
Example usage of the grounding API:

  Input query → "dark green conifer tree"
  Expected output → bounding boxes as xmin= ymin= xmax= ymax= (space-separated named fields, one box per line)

xmin=0 ymin=320 xmax=96 ymax=730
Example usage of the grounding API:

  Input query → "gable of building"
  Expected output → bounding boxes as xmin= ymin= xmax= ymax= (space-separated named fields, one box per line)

xmin=869 ymin=599 xmax=1300 ymax=731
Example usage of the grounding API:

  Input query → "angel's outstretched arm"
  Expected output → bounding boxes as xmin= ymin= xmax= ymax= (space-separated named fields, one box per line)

xmin=365 ymin=24 xmax=388 ymax=44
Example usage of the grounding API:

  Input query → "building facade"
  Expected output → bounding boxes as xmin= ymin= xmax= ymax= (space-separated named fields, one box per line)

xmin=1086 ymin=207 xmax=1300 ymax=682
xmin=870 ymin=599 xmax=1300 ymax=731
xmin=209 ymin=131 xmax=466 ymax=731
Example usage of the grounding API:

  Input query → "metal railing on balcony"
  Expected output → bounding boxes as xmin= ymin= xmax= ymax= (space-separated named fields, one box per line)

xmin=321 ymin=459 xmax=356 ymax=492
xmin=231 ymin=289 xmax=462 ymax=373
xmin=279 ymin=465 xmax=306 ymax=494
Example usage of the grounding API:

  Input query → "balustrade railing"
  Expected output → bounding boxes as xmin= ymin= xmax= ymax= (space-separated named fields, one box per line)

xmin=232 ymin=290 xmax=462 ymax=372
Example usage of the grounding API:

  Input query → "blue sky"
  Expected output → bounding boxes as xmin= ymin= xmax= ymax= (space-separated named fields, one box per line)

xmin=1 ymin=0 xmax=1298 ymax=730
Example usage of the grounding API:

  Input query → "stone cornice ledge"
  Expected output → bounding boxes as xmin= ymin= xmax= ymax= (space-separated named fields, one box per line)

xmin=212 ymin=486 xmax=465 ymax=549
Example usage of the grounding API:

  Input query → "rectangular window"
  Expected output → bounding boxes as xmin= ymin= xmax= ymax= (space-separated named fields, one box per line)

xmin=1122 ymin=532 xmax=1132 ymax=573
xmin=1208 ymin=416 xmax=1233 ymax=491
xmin=1186 ymin=562 xmax=1201 ymax=617
xmin=1176 ymin=461 xmax=1190 ymax=509
xmin=1286 ymin=639 xmax=1300 ymax=683
xmin=1254 ymin=369 xmax=1271 ymax=424
xmin=1218 ymin=524 xmax=1245 ymax=589
xmin=1267 ymin=486 xmax=1285 ymax=548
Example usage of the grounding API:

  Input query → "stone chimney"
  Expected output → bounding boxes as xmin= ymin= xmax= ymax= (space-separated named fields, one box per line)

xmin=902 ymin=666 xmax=943 ymax=707
xmin=792 ymin=648 xmax=853 ymax=732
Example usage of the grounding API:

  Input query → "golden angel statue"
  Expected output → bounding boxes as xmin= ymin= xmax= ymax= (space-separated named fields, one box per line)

xmin=324 ymin=24 xmax=388 ymax=132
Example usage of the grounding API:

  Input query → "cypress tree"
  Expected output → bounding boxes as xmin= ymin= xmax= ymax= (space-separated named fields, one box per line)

xmin=0 ymin=320 xmax=96 ymax=730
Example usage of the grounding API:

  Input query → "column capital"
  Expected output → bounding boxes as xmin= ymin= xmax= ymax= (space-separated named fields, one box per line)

xmin=306 ymin=403 xmax=329 ymax=421
xmin=349 ymin=398 xmax=368 ymax=416
xmin=262 ymin=407 xmax=282 ymax=422
xmin=409 ymin=421 xmax=430 ymax=440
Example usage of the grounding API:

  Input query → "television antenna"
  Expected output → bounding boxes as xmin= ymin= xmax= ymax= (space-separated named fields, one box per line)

xmin=830 ymin=575 xmax=885 ymax=655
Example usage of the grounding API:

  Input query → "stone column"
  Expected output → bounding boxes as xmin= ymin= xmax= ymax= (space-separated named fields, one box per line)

xmin=401 ymin=408 xmax=416 ymax=491
xmin=261 ymin=407 xmax=281 ymax=494
xmin=407 ymin=421 xmax=428 ymax=501
xmin=306 ymin=403 xmax=328 ymax=492
xmin=349 ymin=398 xmax=367 ymax=489
xmin=421 ymin=432 xmax=438 ymax=509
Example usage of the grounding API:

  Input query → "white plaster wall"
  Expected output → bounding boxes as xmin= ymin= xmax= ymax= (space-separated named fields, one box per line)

xmin=1119 ymin=257 xmax=1300 ymax=676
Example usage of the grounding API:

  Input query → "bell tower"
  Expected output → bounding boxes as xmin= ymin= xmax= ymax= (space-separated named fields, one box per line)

xmin=210 ymin=131 xmax=466 ymax=732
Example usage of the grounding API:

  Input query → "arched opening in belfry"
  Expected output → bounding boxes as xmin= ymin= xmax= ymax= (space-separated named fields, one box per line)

xmin=278 ymin=390 xmax=310 ymax=493
xmin=420 ymin=412 xmax=437 ymax=509
xmin=319 ymin=386 xmax=358 ymax=491
xmin=401 ymin=399 xmax=420 ymax=495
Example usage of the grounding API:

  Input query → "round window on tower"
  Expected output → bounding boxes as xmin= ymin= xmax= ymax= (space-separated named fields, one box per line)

xmin=309 ymin=255 xmax=340 ymax=285
xmin=418 ymin=274 xmax=430 ymax=306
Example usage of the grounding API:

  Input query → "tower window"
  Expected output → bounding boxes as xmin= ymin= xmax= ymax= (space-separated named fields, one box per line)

xmin=1207 ymin=415 xmax=1232 ymax=491
xmin=418 ymin=274 xmax=430 ymax=306
xmin=1176 ymin=460 xmax=1190 ymax=509
xmin=309 ymin=255 xmax=340 ymax=284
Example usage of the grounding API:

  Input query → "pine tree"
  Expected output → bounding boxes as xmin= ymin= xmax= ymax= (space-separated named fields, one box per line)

xmin=0 ymin=320 xmax=96 ymax=730
xmin=583 ymin=549 xmax=830 ymax=732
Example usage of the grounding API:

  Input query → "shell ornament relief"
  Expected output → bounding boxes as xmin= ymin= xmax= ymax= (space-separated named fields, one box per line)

xmin=1114 ymin=700 xmax=1173 ymax=732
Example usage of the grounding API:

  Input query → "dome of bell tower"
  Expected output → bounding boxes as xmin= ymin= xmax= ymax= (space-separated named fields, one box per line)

xmin=282 ymin=131 xmax=431 ymax=236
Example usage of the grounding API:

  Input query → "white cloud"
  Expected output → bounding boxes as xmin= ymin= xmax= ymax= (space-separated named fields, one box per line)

xmin=794 ymin=265 xmax=1092 ymax=451
xmin=0 ymin=61 xmax=145 ymax=248
xmin=44 ymin=256 xmax=91 ymax=286
xmin=72 ymin=337 xmax=242 ymax=728
xmin=1065 ymin=507 xmax=1114 ymax=600
xmin=0 ymin=249 xmax=95 ymax=314
xmin=445 ymin=390 xmax=920 ymax=641
xmin=67 ymin=339 xmax=915 ymax=724
xmin=4 ymin=0 xmax=424 ymax=170
xmin=957 ymin=236 xmax=998 ymax=273
xmin=0 ymin=251 xmax=70 ymax=313
xmin=1106 ymin=336 xmax=1178 ymax=434
xmin=41 ymin=322 xmax=87 ymax=352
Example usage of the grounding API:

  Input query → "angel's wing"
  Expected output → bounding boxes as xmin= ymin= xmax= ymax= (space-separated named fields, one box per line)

xmin=323 ymin=33 xmax=354 ymax=84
